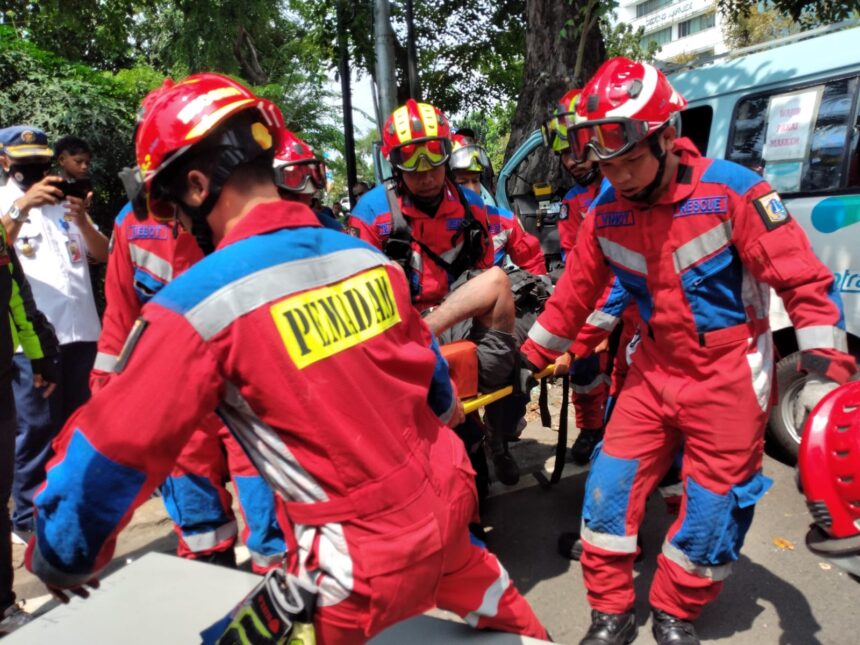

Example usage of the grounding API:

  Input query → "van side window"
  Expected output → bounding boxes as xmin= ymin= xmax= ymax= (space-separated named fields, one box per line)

xmin=727 ymin=76 xmax=860 ymax=194
xmin=679 ymin=106 xmax=713 ymax=155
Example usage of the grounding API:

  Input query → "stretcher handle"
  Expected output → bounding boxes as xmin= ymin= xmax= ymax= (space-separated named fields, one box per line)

xmin=460 ymin=364 xmax=556 ymax=414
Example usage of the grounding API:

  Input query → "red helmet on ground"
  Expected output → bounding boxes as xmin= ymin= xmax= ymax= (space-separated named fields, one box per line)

xmin=273 ymin=129 xmax=327 ymax=194
xmin=800 ymin=380 xmax=860 ymax=578
xmin=125 ymin=72 xmax=284 ymax=221
xmin=449 ymin=130 xmax=491 ymax=174
xmin=566 ymin=57 xmax=687 ymax=163
xmin=381 ymin=99 xmax=453 ymax=172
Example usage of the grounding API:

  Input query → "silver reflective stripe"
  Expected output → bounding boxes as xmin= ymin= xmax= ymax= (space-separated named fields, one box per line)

xmin=598 ymin=237 xmax=648 ymax=274
xmin=528 ymin=321 xmax=572 ymax=353
xmin=187 ymin=248 xmax=386 ymax=340
xmin=464 ymin=561 xmax=511 ymax=627
xmin=672 ymin=221 xmax=732 ymax=273
xmin=181 ymin=520 xmax=237 ymax=552
xmin=218 ymin=383 xmax=329 ymax=505
xmin=250 ymin=551 xmax=285 ymax=569
xmin=439 ymin=396 xmax=458 ymax=426
xmin=493 ymin=229 xmax=511 ymax=252
xmin=572 ymin=373 xmax=611 ymax=395
xmin=580 ymin=521 xmax=638 ymax=553
xmin=796 ymin=325 xmax=848 ymax=352
xmin=585 ymin=309 xmax=619 ymax=332
xmin=441 ymin=242 xmax=464 ymax=263
xmin=662 ymin=541 xmax=733 ymax=581
xmin=93 ymin=351 xmax=119 ymax=373
xmin=129 ymin=243 xmax=173 ymax=283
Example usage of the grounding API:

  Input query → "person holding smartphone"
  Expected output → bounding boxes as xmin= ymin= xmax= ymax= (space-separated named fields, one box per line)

xmin=0 ymin=126 xmax=108 ymax=544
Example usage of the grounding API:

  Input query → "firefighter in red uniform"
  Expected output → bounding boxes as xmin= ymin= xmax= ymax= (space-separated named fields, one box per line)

xmin=92 ymin=200 xmax=286 ymax=573
xmin=26 ymin=73 xmax=547 ymax=643
xmin=448 ymin=130 xmax=546 ymax=275
xmin=521 ymin=58 xmax=856 ymax=645
xmin=348 ymin=100 xmax=526 ymax=487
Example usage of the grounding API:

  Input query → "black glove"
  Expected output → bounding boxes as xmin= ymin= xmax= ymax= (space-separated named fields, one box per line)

xmin=31 ymin=356 xmax=59 ymax=386
xmin=516 ymin=352 xmax=540 ymax=394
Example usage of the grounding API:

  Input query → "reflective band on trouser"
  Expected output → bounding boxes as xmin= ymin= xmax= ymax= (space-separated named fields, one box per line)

xmin=128 ymin=243 xmax=174 ymax=283
xmin=597 ymin=237 xmax=648 ymax=275
xmin=250 ymin=550 xmax=284 ymax=570
xmin=672 ymin=221 xmax=732 ymax=273
xmin=585 ymin=309 xmax=619 ymax=332
xmin=796 ymin=325 xmax=848 ymax=352
xmin=528 ymin=321 xmax=572 ymax=353
xmin=659 ymin=482 xmax=684 ymax=498
xmin=464 ymin=562 xmax=511 ymax=627
xmin=93 ymin=351 xmax=119 ymax=373
xmin=181 ymin=519 xmax=238 ymax=553
xmin=572 ymin=373 xmax=611 ymax=395
xmin=661 ymin=540 xmax=732 ymax=581
xmin=580 ymin=520 xmax=638 ymax=554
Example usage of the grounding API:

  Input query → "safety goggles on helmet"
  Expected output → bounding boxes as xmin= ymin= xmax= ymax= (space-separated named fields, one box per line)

xmin=388 ymin=136 xmax=452 ymax=172
xmin=119 ymin=165 xmax=177 ymax=221
xmin=277 ymin=159 xmax=327 ymax=192
xmin=449 ymin=143 xmax=491 ymax=173
xmin=566 ymin=117 xmax=651 ymax=163
xmin=540 ymin=112 xmax=577 ymax=154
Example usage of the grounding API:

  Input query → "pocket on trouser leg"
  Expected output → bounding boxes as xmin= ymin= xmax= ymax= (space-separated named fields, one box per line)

xmin=668 ymin=472 xmax=773 ymax=571
xmin=356 ymin=514 xmax=444 ymax=637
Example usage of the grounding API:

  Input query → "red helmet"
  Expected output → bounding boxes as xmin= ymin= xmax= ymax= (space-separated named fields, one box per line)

xmin=273 ymin=129 xmax=327 ymax=194
xmin=800 ymin=381 xmax=860 ymax=578
xmin=540 ymin=89 xmax=581 ymax=154
xmin=449 ymin=130 xmax=491 ymax=174
xmin=381 ymin=99 xmax=453 ymax=172
xmin=126 ymin=72 xmax=284 ymax=220
xmin=566 ymin=57 xmax=687 ymax=163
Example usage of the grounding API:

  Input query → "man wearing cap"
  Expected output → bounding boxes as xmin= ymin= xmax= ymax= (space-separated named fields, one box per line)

xmin=0 ymin=126 xmax=108 ymax=541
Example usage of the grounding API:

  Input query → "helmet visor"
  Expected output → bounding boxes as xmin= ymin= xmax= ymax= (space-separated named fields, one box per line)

xmin=389 ymin=136 xmax=452 ymax=172
xmin=278 ymin=159 xmax=327 ymax=192
xmin=567 ymin=118 xmax=651 ymax=163
xmin=119 ymin=165 xmax=175 ymax=221
xmin=449 ymin=143 xmax=491 ymax=173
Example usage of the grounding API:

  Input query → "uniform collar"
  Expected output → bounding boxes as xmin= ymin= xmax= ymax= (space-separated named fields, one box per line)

xmin=400 ymin=179 xmax=464 ymax=219
xmin=652 ymin=137 xmax=701 ymax=205
xmin=217 ymin=198 xmax=321 ymax=249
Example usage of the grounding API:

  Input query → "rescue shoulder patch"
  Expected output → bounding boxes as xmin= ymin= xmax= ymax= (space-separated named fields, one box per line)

xmin=271 ymin=266 xmax=401 ymax=369
xmin=488 ymin=222 xmax=503 ymax=235
xmin=559 ymin=203 xmax=569 ymax=221
xmin=127 ymin=224 xmax=169 ymax=241
xmin=446 ymin=217 xmax=464 ymax=231
xmin=753 ymin=191 xmax=791 ymax=231
xmin=675 ymin=196 xmax=728 ymax=218
xmin=596 ymin=210 xmax=634 ymax=229
xmin=376 ymin=222 xmax=392 ymax=236
xmin=346 ymin=226 xmax=361 ymax=237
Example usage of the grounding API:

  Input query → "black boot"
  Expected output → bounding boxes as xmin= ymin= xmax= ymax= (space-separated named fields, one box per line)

xmin=570 ymin=428 xmax=603 ymax=465
xmin=559 ymin=531 xmax=645 ymax=562
xmin=579 ymin=610 xmax=637 ymax=645
xmin=651 ymin=609 xmax=699 ymax=645
xmin=492 ymin=448 xmax=520 ymax=486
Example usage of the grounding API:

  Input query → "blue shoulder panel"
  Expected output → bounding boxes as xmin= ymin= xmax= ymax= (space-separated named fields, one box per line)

xmin=155 ymin=226 xmax=384 ymax=316
xmin=700 ymin=159 xmax=765 ymax=196
xmin=114 ymin=201 xmax=134 ymax=227
xmin=460 ymin=186 xmax=485 ymax=209
xmin=350 ymin=184 xmax=389 ymax=225
xmin=592 ymin=178 xmax=615 ymax=207
xmin=487 ymin=204 xmax=514 ymax=222
xmin=563 ymin=184 xmax=589 ymax=201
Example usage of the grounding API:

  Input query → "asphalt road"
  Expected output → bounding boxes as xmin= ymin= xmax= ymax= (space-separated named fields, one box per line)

xmin=10 ymin=384 xmax=860 ymax=644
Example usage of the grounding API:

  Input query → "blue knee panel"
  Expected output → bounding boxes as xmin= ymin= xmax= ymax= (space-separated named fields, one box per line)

xmin=233 ymin=475 xmax=286 ymax=556
xmin=35 ymin=430 xmax=146 ymax=574
xmin=160 ymin=473 xmax=231 ymax=535
xmin=670 ymin=472 xmax=772 ymax=566
xmin=582 ymin=450 xmax=639 ymax=536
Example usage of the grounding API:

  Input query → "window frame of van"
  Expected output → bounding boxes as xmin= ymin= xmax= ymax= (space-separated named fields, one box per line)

xmin=724 ymin=71 xmax=860 ymax=198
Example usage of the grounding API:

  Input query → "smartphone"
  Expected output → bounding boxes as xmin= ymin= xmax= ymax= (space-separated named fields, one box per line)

xmin=55 ymin=178 xmax=93 ymax=200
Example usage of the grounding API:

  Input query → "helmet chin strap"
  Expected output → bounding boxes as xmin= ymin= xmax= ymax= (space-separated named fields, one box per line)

xmin=572 ymin=163 xmax=600 ymax=187
xmin=624 ymin=130 xmax=668 ymax=203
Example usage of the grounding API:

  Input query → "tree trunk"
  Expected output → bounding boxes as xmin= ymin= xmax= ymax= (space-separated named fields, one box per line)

xmin=504 ymin=0 xmax=605 ymax=193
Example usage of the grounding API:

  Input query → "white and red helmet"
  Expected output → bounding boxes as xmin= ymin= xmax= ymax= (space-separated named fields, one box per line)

xmin=565 ymin=57 xmax=687 ymax=163
xmin=273 ymin=128 xmax=326 ymax=195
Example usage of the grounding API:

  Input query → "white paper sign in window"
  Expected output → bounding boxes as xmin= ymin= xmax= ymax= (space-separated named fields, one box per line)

xmin=762 ymin=88 xmax=822 ymax=162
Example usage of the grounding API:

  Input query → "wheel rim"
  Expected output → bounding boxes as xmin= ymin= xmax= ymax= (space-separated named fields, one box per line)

xmin=779 ymin=374 xmax=811 ymax=446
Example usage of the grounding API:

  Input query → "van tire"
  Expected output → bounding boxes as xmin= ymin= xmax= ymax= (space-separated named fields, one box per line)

xmin=768 ymin=352 xmax=809 ymax=463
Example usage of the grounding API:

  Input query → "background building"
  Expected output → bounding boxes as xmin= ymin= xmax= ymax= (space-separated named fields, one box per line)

xmin=616 ymin=0 xmax=728 ymax=62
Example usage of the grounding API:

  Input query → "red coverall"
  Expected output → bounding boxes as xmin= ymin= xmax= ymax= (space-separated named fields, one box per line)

xmin=348 ymin=180 xmax=495 ymax=311
xmin=91 ymin=204 xmax=285 ymax=572
xmin=522 ymin=138 xmax=856 ymax=619
xmin=486 ymin=203 xmax=546 ymax=275
xmin=29 ymin=201 xmax=546 ymax=643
